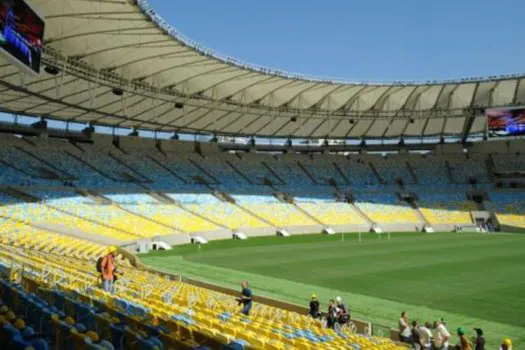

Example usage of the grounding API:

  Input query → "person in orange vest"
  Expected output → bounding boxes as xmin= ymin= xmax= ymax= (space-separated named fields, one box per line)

xmin=99 ymin=246 xmax=117 ymax=293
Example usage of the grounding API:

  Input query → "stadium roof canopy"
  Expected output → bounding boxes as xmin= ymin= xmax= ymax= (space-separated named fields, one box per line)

xmin=1 ymin=0 xmax=525 ymax=139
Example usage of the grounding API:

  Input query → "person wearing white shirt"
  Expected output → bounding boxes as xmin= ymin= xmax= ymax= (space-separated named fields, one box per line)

xmin=419 ymin=321 xmax=433 ymax=350
xmin=399 ymin=311 xmax=411 ymax=343
xmin=434 ymin=319 xmax=451 ymax=349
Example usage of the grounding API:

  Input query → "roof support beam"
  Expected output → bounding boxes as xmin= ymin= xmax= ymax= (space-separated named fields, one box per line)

xmin=102 ymin=48 xmax=196 ymax=71
xmin=395 ymin=85 xmax=425 ymax=115
xmin=512 ymin=79 xmax=522 ymax=105
xmin=214 ymin=112 xmax=246 ymax=132
xmin=44 ymin=11 xmax=140 ymax=20
xmin=45 ymin=26 xmax=157 ymax=44
xmin=487 ymin=81 xmax=500 ymax=109
xmin=460 ymin=109 xmax=477 ymax=143
xmin=459 ymin=82 xmax=483 ymax=142
xmin=249 ymin=79 xmax=302 ymax=105
xmin=232 ymin=113 xmax=266 ymax=136
xmin=366 ymin=85 xmax=400 ymax=112
xmin=126 ymin=100 xmax=173 ymax=128
xmin=0 ymin=79 xmax=170 ymax=127
xmin=178 ymin=67 xmax=247 ymax=93
xmin=76 ymin=39 xmax=175 ymax=59
xmin=340 ymin=85 xmax=375 ymax=111
xmin=130 ymin=58 xmax=212 ymax=82
xmin=276 ymin=82 xmax=318 ymax=108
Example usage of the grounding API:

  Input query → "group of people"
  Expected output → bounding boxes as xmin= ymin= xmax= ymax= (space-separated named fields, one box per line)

xmin=96 ymin=255 xmax=514 ymax=350
xmin=309 ymin=295 xmax=350 ymax=329
xmin=399 ymin=312 xmax=512 ymax=350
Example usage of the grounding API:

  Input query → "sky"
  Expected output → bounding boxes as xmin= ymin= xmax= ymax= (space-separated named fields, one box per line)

xmin=146 ymin=0 xmax=524 ymax=82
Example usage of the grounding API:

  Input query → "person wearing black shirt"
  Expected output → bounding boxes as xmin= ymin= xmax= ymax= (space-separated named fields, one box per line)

xmin=335 ymin=296 xmax=350 ymax=325
xmin=473 ymin=328 xmax=485 ymax=350
xmin=309 ymin=294 xmax=320 ymax=319
xmin=411 ymin=320 xmax=422 ymax=350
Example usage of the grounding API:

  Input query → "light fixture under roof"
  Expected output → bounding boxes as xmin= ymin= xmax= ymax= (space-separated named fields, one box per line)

xmin=112 ymin=87 xmax=124 ymax=96
xmin=44 ymin=65 xmax=60 ymax=75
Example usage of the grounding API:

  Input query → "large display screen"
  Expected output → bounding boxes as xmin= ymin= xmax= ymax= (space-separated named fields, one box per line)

xmin=487 ymin=107 xmax=525 ymax=136
xmin=0 ymin=0 xmax=44 ymax=75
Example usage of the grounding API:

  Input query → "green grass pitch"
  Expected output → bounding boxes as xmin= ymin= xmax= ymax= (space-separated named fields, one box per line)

xmin=141 ymin=232 xmax=525 ymax=349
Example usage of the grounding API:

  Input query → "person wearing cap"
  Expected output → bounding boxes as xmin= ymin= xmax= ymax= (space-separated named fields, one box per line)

xmin=419 ymin=321 xmax=433 ymax=350
xmin=456 ymin=327 xmax=473 ymax=350
xmin=434 ymin=318 xmax=450 ymax=349
xmin=399 ymin=311 xmax=412 ymax=343
xmin=309 ymin=294 xmax=320 ymax=319
xmin=472 ymin=328 xmax=485 ymax=350
xmin=100 ymin=246 xmax=117 ymax=293
xmin=499 ymin=338 xmax=512 ymax=350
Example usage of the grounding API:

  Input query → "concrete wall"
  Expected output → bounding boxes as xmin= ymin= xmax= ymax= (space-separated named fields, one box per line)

xmin=160 ymin=139 xmax=194 ymax=153
xmin=431 ymin=224 xmax=457 ymax=232
xmin=83 ymin=136 xmax=525 ymax=159
xmin=286 ymin=225 xmax=324 ymax=235
xmin=435 ymin=143 xmax=464 ymax=155
xmin=33 ymin=222 xmax=125 ymax=246
xmin=157 ymin=233 xmax=192 ymax=246
xmin=150 ymin=222 xmax=482 ymax=247
xmin=331 ymin=224 xmax=373 ymax=232
xmin=91 ymin=133 xmax=114 ymax=149
xmin=470 ymin=139 xmax=525 ymax=154
xmin=200 ymin=142 xmax=220 ymax=154
xmin=471 ymin=211 xmax=491 ymax=220
xmin=379 ymin=223 xmax=424 ymax=232
xmin=195 ymin=229 xmax=232 ymax=241
xmin=119 ymin=135 xmax=156 ymax=152
xmin=238 ymin=227 xmax=276 ymax=237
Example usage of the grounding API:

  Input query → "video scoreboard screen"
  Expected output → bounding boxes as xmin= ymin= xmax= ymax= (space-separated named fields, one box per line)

xmin=487 ymin=107 xmax=525 ymax=136
xmin=0 ymin=0 xmax=45 ymax=75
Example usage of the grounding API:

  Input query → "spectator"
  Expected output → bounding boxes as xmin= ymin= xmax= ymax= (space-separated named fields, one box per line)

xmin=100 ymin=246 xmax=117 ymax=293
xmin=473 ymin=328 xmax=485 ymax=350
xmin=434 ymin=318 xmax=450 ymax=349
xmin=499 ymin=338 xmax=512 ymax=350
xmin=309 ymin=294 xmax=320 ymax=319
xmin=412 ymin=320 xmax=422 ymax=350
xmin=399 ymin=311 xmax=411 ymax=343
xmin=456 ymin=327 xmax=473 ymax=350
xmin=237 ymin=280 xmax=252 ymax=316
xmin=335 ymin=296 xmax=350 ymax=325
xmin=326 ymin=299 xmax=336 ymax=329
xmin=419 ymin=321 xmax=433 ymax=350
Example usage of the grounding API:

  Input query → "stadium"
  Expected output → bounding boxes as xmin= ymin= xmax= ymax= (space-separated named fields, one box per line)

xmin=0 ymin=0 xmax=523 ymax=349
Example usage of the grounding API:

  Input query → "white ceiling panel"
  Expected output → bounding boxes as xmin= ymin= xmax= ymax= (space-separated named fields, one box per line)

xmin=347 ymin=120 xmax=373 ymax=137
xmin=365 ymin=119 xmax=390 ymax=137
xmin=443 ymin=117 xmax=465 ymax=135
xmin=384 ymin=119 xmax=409 ymax=137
